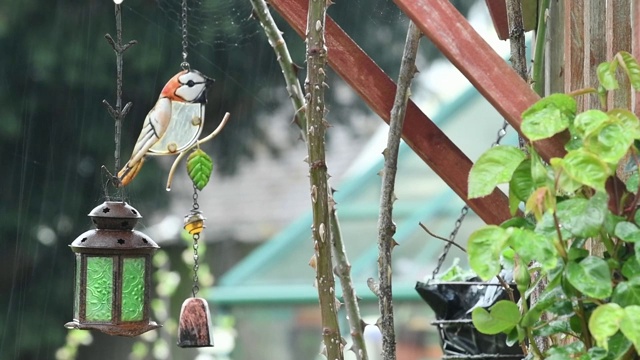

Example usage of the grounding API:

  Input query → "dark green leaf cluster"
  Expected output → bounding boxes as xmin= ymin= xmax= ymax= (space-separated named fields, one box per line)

xmin=467 ymin=52 xmax=640 ymax=359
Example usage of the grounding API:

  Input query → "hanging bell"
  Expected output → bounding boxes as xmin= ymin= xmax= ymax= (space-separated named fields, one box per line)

xmin=177 ymin=297 xmax=214 ymax=347
xmin=184 ymin=211 xmax=206 ymax=235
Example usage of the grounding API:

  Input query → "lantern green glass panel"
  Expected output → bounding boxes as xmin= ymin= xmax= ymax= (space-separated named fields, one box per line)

xmin=74 ymin=254 xmax=81 ymax=319
xmin=121 ymin=257 xmax=146 ymax=321
xmin=85 ymin=256 xmax=114 ymax=322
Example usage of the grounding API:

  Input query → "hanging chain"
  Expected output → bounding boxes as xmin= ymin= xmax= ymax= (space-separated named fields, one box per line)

xmin=431 ymin=120 xmax=512 ymax=280
xmin=180 ymin=0 xmax=190 ymax=70
xmin=491 ymin=120 xmax=509 ymax=147
xmin=191 ymin=183 xmax=200 ymax=297
xmin=431 ymin=206 xmax=468 ymax=279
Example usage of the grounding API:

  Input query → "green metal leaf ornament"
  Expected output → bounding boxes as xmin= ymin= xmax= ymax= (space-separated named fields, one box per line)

xmin=186 ymin=149 xmax=213 ymax=190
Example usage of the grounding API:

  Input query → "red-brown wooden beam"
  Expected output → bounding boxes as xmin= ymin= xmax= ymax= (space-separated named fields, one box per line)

xmin=269 ymin=0 xmax=512 ymax=225
xmin=394 ymin=0 xmax=569 ymax=161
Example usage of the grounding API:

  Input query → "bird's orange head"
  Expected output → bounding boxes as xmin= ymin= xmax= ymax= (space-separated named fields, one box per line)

xmin=160 ymin=69 xmax=214 ymax=104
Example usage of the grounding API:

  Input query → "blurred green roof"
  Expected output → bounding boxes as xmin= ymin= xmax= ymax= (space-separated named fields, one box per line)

xmin=210 ymin=85 xmax=515 ymax=305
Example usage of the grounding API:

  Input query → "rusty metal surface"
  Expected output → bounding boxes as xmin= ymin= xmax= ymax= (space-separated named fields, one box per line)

xmin=177 ymin=297 xmax=214 ymax=347
xmin=269 ymin=0 xmax=513 ymax=225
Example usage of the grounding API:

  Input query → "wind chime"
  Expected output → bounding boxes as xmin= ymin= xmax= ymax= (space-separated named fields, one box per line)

xmin=66 ymin=0 xmax=229 ymax=347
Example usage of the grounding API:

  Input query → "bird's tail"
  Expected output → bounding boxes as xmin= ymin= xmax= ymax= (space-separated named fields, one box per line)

xmin=117 ymin=158 xmax=145 ymax=187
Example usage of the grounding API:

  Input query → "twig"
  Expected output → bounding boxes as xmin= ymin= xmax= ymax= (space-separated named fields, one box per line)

xmin=248 ymin=0 xmax=307 ymax=135
xmin=418 ymin=222 xmax=466 ymax=253
xmin=330 ymin=195 xmax=368 ymax=360
xmin=165 ymin=112 xmax=231 ymax=190
xmin=377 ymin=21 xmax=421 ymax=360
xmin=305 ymin=1 xmax=343 ymax=359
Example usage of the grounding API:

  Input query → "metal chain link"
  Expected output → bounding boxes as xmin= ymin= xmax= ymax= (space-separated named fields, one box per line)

xmin=191 ymin=183 xmax=200 ymax=297
xmin=431 ymin=119 xmax=512 ymax=279
xmin=180 ymin=0 xmax=190 ymax=70
xmin=491 ymin=120 xmax=509 ymax=147
xmin=431 ymin=206 xmax=468 ymax=279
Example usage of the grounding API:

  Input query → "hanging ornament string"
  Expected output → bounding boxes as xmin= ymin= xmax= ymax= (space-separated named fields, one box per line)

xmin=181 ymin=0 xmax=190 ymax=70
xmin=102 ymin=1 xmax=137 ymax=200
xmin=190 ymin=184 xmax=201 ymax=297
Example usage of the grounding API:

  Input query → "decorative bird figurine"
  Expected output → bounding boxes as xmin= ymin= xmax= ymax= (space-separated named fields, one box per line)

xmin=117 ymin=69 xmax=214 ymax=187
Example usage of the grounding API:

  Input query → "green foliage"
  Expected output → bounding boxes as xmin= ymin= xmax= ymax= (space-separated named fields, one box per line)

xmin=467 ymin=52 xmax=640 ymax=358
xmin=186 ymin=148 xmax=214 ymax=190
xmin=468 ymin=145 xmax=526 ymax=198
xmin=471 ymin=300 xmax=520 ymax=335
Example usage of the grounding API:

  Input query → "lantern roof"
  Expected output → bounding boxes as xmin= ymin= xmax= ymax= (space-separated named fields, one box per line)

xmin=70 ymin=201 xmax=159 ymax=251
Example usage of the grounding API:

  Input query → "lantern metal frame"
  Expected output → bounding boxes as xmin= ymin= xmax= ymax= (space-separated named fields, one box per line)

xmin=65 ymin=201 xmax=161 ymax=337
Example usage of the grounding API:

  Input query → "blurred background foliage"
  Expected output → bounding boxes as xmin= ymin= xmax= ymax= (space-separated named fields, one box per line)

xmin=0 ymin=0 xmax=473 ymax=358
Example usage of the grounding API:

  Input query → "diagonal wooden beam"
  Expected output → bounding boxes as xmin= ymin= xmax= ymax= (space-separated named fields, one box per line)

xmin=394 ymin=0 xmax=569 ymax=161
xmin=269 ymin=0 xmax=512 ymax=225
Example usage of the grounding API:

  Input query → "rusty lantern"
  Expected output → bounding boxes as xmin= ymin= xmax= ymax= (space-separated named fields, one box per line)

xmin=64 ymin=201 xmax=161 ymax=337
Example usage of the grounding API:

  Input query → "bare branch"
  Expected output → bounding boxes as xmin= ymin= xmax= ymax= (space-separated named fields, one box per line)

xmin=376 ymin=21 xmax=421 ymax=360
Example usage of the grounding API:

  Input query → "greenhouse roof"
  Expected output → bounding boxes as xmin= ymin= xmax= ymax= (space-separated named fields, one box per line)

xmin=209 ymin=85 xmax=516 ymax=306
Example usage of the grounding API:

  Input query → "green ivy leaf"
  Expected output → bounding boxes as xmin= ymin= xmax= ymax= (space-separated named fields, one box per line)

xmin=622 ymin=257 xmax=640 ymax=279
xmin=521 ymin=94 xmax=576 ymax=141
xmin=566 ymin=256 xmax=612 ymax=299
xmin=603 ymin=332 xmax=633 ymax=360
xmin=562 ymin=149 xmax=612 ymax=192
xmin=589 ymin=303 xmax=623 ymax=350
xmin=522 ymin=287 xmax=565 ymax=327
xmin=557 ymin=192 xmax=608 ymax=238
xmin=615 ymin=221 xmax=640 ymax=243
xmin=573 ymin=110 xmax=610 ymax=139
xmin=626 ymin=172 xmax=639 ymax=194
xmin=510 ymin=159 xmax=534 ymax=202
xmin=471 ymin=300 xmax=520 ymax=335
xmin=533 ymin=320 xmax=572 ymax=337
xmin=186 ymin=148 xmax=213 ymax=190
xmin=467 ymin=225 xmax=509 ymax=280
xmin=508 ymin=227 xmax=558 ymax=270
xmin=609 ymin=109 xmax=640 ymax=139
xmin=617 ymin=51 xmax=640 ymax=90
xmin=509 ymin=159 xmax=533 ymax=215
xmin=550 ymin=158 xmax=583 ymax=194
xmin=584 ymin=122 xmax=633 ymax=164
xmin=620 ymin=305 xmax=640 ymax=353
xmin=468 ymin=145 xmax=526 ymax=199
xmin=598 ymin=61 xmax=619 ymax=91
xmin=545 ymin=341 xmax=585 ymax=360
xmin=612 ymin=281 xmax=640 ymax=307
xmin=583 ymin=347 xmax=607 ymax=360
xmin=530 ymin=148 xmax=550 ymax=188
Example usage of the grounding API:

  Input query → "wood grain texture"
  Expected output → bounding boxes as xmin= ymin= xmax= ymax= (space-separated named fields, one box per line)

xmin=394 ymin=0 xmax=569 ymax=162
xmin=270 ymin=0 xmax=513 ymax=225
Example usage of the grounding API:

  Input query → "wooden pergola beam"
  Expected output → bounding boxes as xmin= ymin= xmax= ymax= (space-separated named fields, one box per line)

xmin=269 ymin=0 xmax=512 ymax=225
xmin=394 ymin=0 xmax=569 ymax=161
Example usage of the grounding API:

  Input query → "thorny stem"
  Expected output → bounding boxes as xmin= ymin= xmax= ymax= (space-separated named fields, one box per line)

xmin=248 ymin=0 xmax=307 ymax=135
xmin=305 ymin=0 xmax=343 ymax=359
xmin=103 ymin=3 xmax=136 ymax=199
xmin=250 ymin=0 xmax=367 ymax=357
xmin=330 ymin=195 xmax=368 ymax=360
xmin=377 ymin=21 xmax=421 ymax=360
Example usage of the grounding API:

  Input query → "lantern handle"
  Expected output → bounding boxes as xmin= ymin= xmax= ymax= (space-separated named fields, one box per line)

xmin=165 ymin=112 xmax=231 ymax=191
